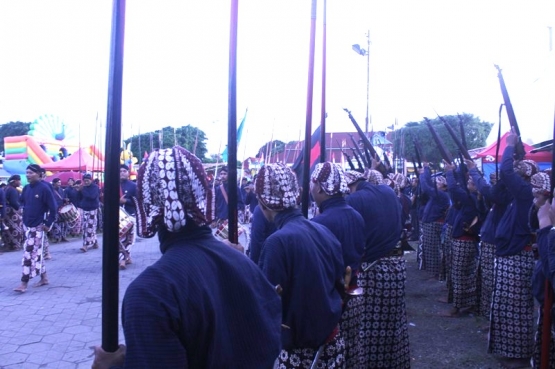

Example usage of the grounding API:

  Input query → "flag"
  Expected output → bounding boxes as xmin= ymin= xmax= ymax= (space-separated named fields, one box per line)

xmin=221 ymin=108 xmax=248 ymax=163
xmin=291 ymin=125 xmax=321 ymax=183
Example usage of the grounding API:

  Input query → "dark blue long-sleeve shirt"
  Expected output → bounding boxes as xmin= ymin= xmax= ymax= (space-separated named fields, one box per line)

xmin=249 ymin=205 xmax=276 ymax=265
xmin=312 ymin=196 xmax=365 ymax=284
xmin=420 ymin=167 xmax=450 ymax=223
xmin=259 ymin=208 xmax=344 ymax=350
xmin=215 ymin=182 xmax=245 ymax=220
xmin=52 ymin=187 xmax=64 ymax=208
xmin=78 ymin=184 xmax=99 ymax=211
xmin=345 ymin=181 xmax=402 ymax=263
xmin=446 ymin=171 xmax=480 ymax=239
xmin=494 ymin=145 xmax=534 ymax=256
xmin=20 ymin=181 xmax=57 ymax=227
xmin=5 ymin=186 xmax=20 ymax=211
xmin=121 ymin=224 xmax=281 ymax=369
xmin=64 ymin=186 xmax=80 ymax=207
xmin=468 ymin=168 xmax=512 ymax=244
xmin=0 ymin=189 xmax=6 ymax=218
xmin=120 ymin=179 xmax=137 ymax=216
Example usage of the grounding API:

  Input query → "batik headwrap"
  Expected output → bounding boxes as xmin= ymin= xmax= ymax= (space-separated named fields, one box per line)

xmin=388 ymin=173 xmax=407 ymax=192
xmin=311 ymin=162 xmax=349 ymax=196
xmin=27 ymin=164 xmax=42 ymax=174
xmin=344 ymin=170 xmax=367 ymax=186
xmin=255 ymin=163 xmax=299 ymax=211
xmin=514 ymin=159 xmax=539 ymax=178
xmin=434 ymin=175 xmax=447 ymax=186
xmin=134 ymin=146 xmax=214 ymax=238
xmin=531 ymin=172 xmax=550 ymax=197
xmin=366 ymin=169 xmax=383 ymax=185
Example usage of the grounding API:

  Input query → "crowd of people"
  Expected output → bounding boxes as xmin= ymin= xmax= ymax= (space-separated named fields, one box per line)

xmin=3 ymin=128 xmax=554 ymax=368
xmin=0 ymin=164 xmax=139 ymax=293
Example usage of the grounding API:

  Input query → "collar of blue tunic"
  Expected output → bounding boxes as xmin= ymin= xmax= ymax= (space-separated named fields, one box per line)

xmin=318 ymin=195 xmax=345 ymax=214
xmin=273 ymin=208 xmax=303 ymax=230
xmin=158 ymin=223 xmax=213 ymax=254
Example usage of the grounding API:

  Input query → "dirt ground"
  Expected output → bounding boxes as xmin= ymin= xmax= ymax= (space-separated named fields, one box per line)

xmin=404 ymin=246 xmax=531 ymax=369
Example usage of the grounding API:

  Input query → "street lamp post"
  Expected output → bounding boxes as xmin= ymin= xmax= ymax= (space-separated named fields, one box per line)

xmin=352 ymin=30 xmax=370 ymax=134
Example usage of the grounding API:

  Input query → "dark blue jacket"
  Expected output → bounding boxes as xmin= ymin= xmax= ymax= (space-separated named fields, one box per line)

xmin=0 ymin=188 xmax=6 ymax=218
xmin=420 ymin=167 xmax=450 ymax=223
xmin=5 ymin=185 xmax=20 ymax=211
xmin=78 ymin=184 xmax=100 ymax=211
xmin=20 ymin=181 xmax=57 ymax=227
xmin=468 ymin=167 xmax=512 ymax=244
xmin=446 ymin=170 xmax=480 ymax=239
xmin=64 ymin=186 xmax=80 ymax=207
xmin=346 ymin=181 xmax=402 ymax=263
xmin=215 ymin=182 xmax=245 ymax=220
xmin=259 ymin=208 xmax=344 ymax=350
xmin=121 ymin=224 xmax=281 ymax=369
xmin=312 ymin=196 xmax=365 ymax=283
xmin=249 ymin=205 xmax=276 ymax=265
xmin=120 ymin=180 xmax=137 ymax=216
xmin=494 ymin=145 xmax=534 ymax=256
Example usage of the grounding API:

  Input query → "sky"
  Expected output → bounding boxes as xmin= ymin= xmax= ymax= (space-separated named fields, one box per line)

xmin=0 ymin=0 xmax=554 ymax=158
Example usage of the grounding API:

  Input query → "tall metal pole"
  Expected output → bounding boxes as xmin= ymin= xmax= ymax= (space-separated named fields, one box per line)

xmin=365 ymin=30 xmax=370 ymax=134
xmin=227 ymin=0 xmax=239 ymax=244
xmin=301 ymin=0 xmax=317 ymax=218
xmin=319 ymin=0 xmax=327 ymax=163
xmin=102 ymin=0 xmax=126 ymax=353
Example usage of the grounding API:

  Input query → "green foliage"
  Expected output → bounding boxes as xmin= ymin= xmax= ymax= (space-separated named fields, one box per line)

xmin=392 ymin=114 xmax=493 ymax=167
xmin=123 ymin=125 xmax=209 ymax=161
xmin=256 ymin=140 xmax=286 ymax=157
xmin=0 ymin=121 xmax=31 ymax=154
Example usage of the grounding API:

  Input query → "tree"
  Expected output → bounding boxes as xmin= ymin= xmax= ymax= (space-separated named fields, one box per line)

xmin=124 ymin=125 xmax=209 ymax=161
xmin=256 ymin=140 xmax=286 ymax=158
xmin=392 ymin=114 xmax=493 ymax=167
xmin=0 ymin=121 xmax=31 ymax=154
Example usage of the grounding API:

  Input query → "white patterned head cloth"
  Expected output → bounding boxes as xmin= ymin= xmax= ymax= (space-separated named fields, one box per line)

xmin=134 ymin=146 xmax=214 ymax=238
xmin=388 ymin=173 xmax=407 ymax=190
xmin=344 ymin=170 xmax=367 ymax=186
xmin=366 ymin=169 xmax=384 ymax=185
xmin=255 ymin=163 xmax=299 ymax=211
xmin=382 ymin=177 xmax=396 ymax=190
xmin=531 ymin=172 xmax=550 ymax=196
xmin=514 ymin=159 xmax=539 ymax=178
xmin=310 ymin=162 xmax=349 ymax=196
xmin=434 ymin=175 xmax=447 ymax=186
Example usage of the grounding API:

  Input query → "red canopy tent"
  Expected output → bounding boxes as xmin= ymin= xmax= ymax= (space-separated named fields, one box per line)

xmin=41 ymin=148 xmax=105 ymax=172
xmin=475 ymin=132 xmax=552 ymax=163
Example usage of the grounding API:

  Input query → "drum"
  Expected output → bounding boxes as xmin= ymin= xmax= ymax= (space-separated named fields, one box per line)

xmin=58 ymin=204 xmax=79 ymax=223
xmin=215 ymin=219 xmax=245 ymax=240
xmin=119 ymin=208 xmax=134 ymax=238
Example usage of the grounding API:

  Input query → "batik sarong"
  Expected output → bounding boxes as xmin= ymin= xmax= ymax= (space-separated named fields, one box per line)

xmin=340 ymin=291 xmax=364 ymax=368
xmin=119 ymin=221 xmax=135 ymax=263
xmin=439 ymin=223 xmax=453 ymax=282
xmin=532 ymin=306 xmax=555 ymax=369
xmin=3 ymin=207 xmax=24 ymax=250
xmin=278 ymin=330 xmax=345 ymax=369
xmin=420 ymin=221 xmax=443 ymax=277
xmin=450 ymin=237 xmax=478 ymax=309
xmin=48 ymin=214 xmax=67 ymax=243
xmin=488 ymin=250 xmax=535 ymax=358
xmin=20 ymin=226 xmax=46 ymax=282
xmin=69 ymin=208 xmax=83 ymax=236
xmin=82 ymin=209 xmax=98 ymax=247
xmin=358 ymin=257 xmax=411 ymax=369
xmin=477 ymin=241 xmax=496 ymax=318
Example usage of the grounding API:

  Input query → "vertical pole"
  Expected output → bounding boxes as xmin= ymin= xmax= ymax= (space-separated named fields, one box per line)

xmin=319 ymin=0 xmax=326 ymax=163
xmin=301 ymin=0 xmax=317 ymax=218
xmin=102 ymin=0 xmax=126 ymax=353
xmin=227 ymin=0 xmax=239 ymax=244
xmin=365 ymin=30 xmax=370 ymax=134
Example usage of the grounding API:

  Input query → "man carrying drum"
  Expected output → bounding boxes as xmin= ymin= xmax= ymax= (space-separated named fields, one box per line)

xmin=119 ymin=164 xmax=137 ymax=270
xmin=13 ymin=164 xmax=57 ymax=293
xmin=49 ymin=178 xmax=69 ymax=245
xmin=77 ymin=173 xmax=100 ymax=252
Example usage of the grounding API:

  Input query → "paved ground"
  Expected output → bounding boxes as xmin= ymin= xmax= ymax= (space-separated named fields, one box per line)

xmin=0 ymin=234 xmax=160 ymax=369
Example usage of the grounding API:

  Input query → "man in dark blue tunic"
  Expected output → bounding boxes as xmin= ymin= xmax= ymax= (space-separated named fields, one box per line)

xmin=3 ymin=175 xmax=23 ymax=251
xmin=13 ymin=164 xmax=57 ymax=293
xmin=214 ymin=166 xmax=244 ymax=224
xmin=488 ymin=129 xmax=536 ymax=367
xmin=255 ymin=163 xmax=346 ymax=369
xmin=344 ymin=169 xmax=411 ymax=369
xmin=310 ymin=162 xmax=365 ymax=368
xmin=92 ymin=146 xmax=282 ymax=369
